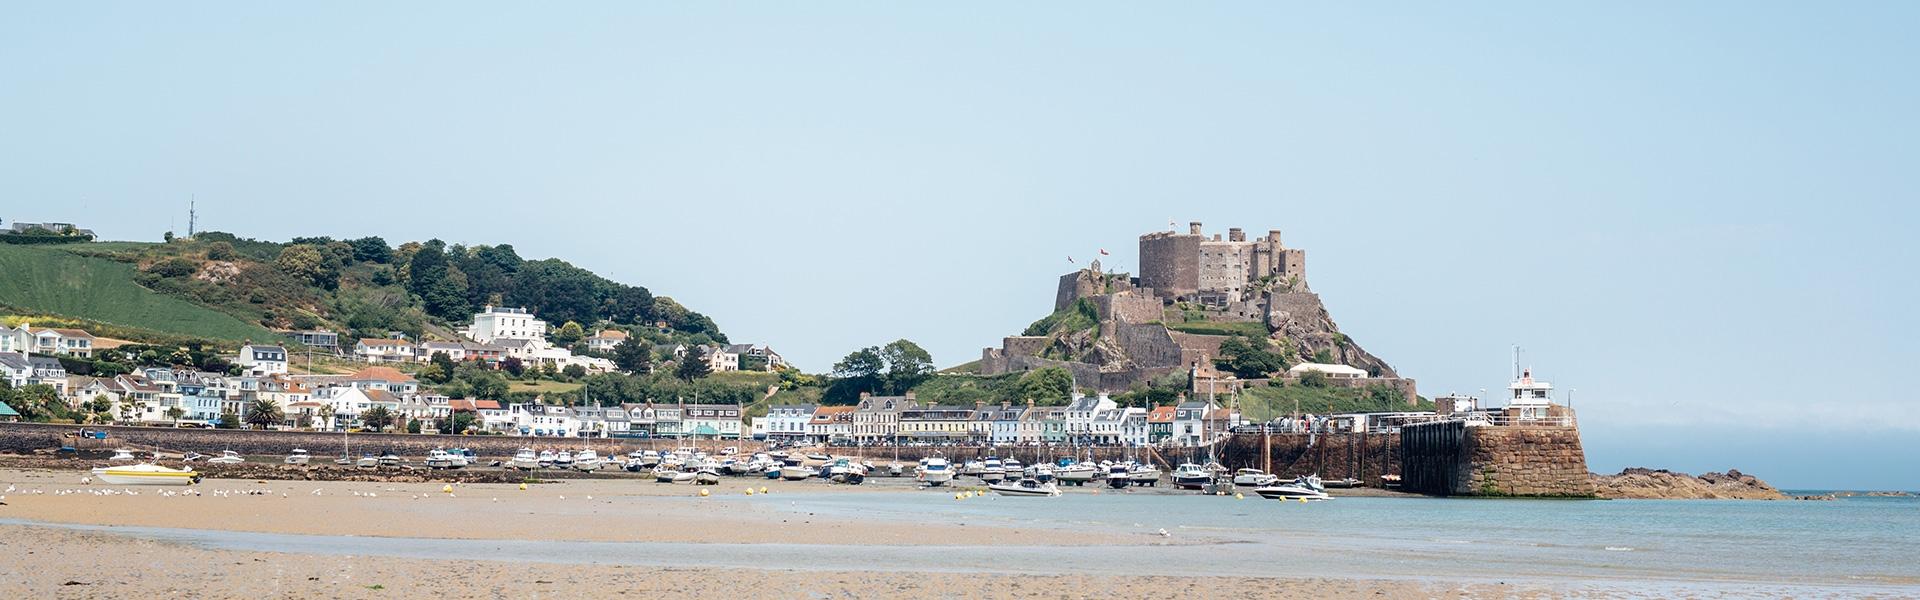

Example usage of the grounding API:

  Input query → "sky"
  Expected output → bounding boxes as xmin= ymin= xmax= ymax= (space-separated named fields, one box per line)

xmin=3 ymin=3 xmax=1915 ymax=489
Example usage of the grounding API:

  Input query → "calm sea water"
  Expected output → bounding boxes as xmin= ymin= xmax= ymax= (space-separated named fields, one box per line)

xmin=6 ymin=488 xmax=1914 ymax=595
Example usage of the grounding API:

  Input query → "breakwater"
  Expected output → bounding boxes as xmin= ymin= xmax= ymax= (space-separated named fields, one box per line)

xmin=1400 ymin=421 xmax=1593 ymax=497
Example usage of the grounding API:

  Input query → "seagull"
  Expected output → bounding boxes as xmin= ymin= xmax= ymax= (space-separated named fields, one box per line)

xmin=1157 ymin=528 xmax=1170 ymax=538
xmin=5 ymin=484 xmax=14 ymax=493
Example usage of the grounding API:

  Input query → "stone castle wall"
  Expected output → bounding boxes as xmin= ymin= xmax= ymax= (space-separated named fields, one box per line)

xmin=1139 ymin=231 xmax=1201 ymax=298
xmin=1091 ymin=292 xmax=1163 ymax=325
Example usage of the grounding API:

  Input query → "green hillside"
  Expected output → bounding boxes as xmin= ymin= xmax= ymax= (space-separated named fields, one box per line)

xmin=0 ymin=243 xmax=278 ymax=341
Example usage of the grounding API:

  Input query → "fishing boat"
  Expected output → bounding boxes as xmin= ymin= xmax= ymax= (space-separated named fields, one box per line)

xmin=90 ymin=463 xmax=201 ymax=486
xmin=509 ymin=448 xmax=539 ymax=470
xmin=917 ymin=456 xmax=955 ymax=486
xmin=574 ymin=449 xmax=601 ymax=471
xmin=1106 ymin=462 xmax=1134 ymax=489
xmin=1232 ymin=468 xmax=1279 ymax=487
xmin=980 ymin=457 xmax=1006 ymax=483
xmin=426 ymin=449 xmax=458 ymax=469
xmin=207 ymin=450 xmax=245 ymax=465
xmin=1254 ymin=475 xmax=1332 ymax=501
xmin=1171 ymin=463 xmax=1212 ymax=490
xmin=1055 ymin=462 xmax=1099 ymax=486
xmin=780 ymin=465 xmax=817 ymax=481
xmin=284 ymin=449 xmax=311 ymax=465
xmin=1128 ymin=463 xmax=1162 ymax=487
xmin=988 ymin=477 xmax=1061 ymax=497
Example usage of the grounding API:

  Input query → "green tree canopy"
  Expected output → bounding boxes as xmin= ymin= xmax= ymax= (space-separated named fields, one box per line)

xmin=246 ymin=399 xmax=283 ymax=429
xmin=613 ymin=338 xmax=652 ymax=373
xmin=360 ymin=405 xmax=394 ymax=432
xmin=1015 ymin=367 xmax=1075 ymax=404
xmin=676 ymin=347 xmax=714 ymax=382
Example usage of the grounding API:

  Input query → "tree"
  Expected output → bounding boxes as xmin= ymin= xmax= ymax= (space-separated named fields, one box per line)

xmin=166 ymin=406 xmax=185 ymax=426
xmin=205 ymin=241 xmax=238 ymax=261
xmin=215 ymin=409 xmax=239 ymax=429
xmin=429 ymin=351 xmax=458 ymax=383
xmin=1015 ymin=367 xmax=1074 ymax=404
xmin=879 ymin=339 xmax=935 ymax=393
xmin=553 ymin=321 xmax=586 ymax=346
xmin=246 ymin=399 xmax=283 ymax=429
xmin=318 ymin=405 xmax=336 ymax=430
xmin=561 ymin=364 xmax=587 ymax=380
xmin=1299 ymin=370 xmax=1329 ymax=388
xmin=361 ymin=406 xmax=394 ymax=432
xmin=349 ymin=236 xmax=392 ymax=263
xmin=274 ymin=243 xmax=338 ymax=289
xmin=1216 ymin=336 xmax=1287 ymax=379
xmin=146 ymin=257 xmax=199 ymax=278
xmin=444 ymin=411 xmax=478 ymax=435
xmin=1312 ymin=348 xmax=1336 ymax=364
xmin=406 ymin=417 xmax=422 ymax=434
xmin=0 ymin=383 xmax=65 ymax=422
xmin=500 ymin=356 xmax=525 ymax=377
xmin=676 ymin=347 xmax=714 ymax=382
xmin=613 ymin=339 xmax=652 ymax=373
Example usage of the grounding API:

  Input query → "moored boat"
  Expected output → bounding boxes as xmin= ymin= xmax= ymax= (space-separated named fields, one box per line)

xmin=426 ymin=449 xmax=457 ymax=469
xmin=511 ymin=448 xmax=540 ymax=470
xmin=574 ymin=449 xmax=601 ymax=471
xmin=917 ymin=456 xmax=955 ymax=486
xmin=1128 ymin=464 xmax=1162 ymax=487
xmin=988 ymin=477 xmax=1061 ymax=497
xmin=284 ymin=449 xmax=311 ymax=465
xmin=1106 ymin=463 xmax=1133 ymax=489
xmin=207 ymin=450 xmax=245 ymax=465
xmin=1254 ymin=475 xmax=1332 ymax=501
xmin=1171 ymin=463 xmax=1211 ymax=490
xmin=91 ymin=463 xmax=200 ymax=486
xmin=1055 ymin=462 xmax=1098 ymax=486
xmin=1232 ymin=468 xmax=1279 ymax=487
xmin=780 ymin=465 xmax=816 ymax=481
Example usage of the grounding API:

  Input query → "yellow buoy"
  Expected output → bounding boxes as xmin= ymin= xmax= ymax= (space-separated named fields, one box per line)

xmin=442 ymin=484 xmax=453 ymax=494
xmin=699 ymin=488 xmax=710 ymax=497
xmin=518 ymin=483 xmax=528 ymax=491
xmin=1235 ymin=493 xmax=1245 ymax=500
xmin=760 ymin=486 xmax=768 ymax=494
xmin=745 ymin=489 xmax=755 ymax=496
xmin=1298 ymin=497 xmax=1308 ymax=504
xmin=955 ymin=493 xmax=964 ymax=500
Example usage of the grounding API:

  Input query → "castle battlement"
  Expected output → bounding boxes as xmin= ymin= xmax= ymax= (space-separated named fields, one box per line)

xmin=1139 ymin=221 xmax=1304 ymax=303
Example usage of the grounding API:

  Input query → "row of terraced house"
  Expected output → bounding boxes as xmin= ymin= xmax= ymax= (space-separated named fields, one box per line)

xmin=754 ymin=392 xmax=1241 ymax=448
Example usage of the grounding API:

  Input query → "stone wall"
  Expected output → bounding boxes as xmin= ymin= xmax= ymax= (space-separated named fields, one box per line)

xmin=1400 ymin=421 xmax=1593 ymax=497
xmin=0 ymin=422 xmax=668 ymax=459
xmin=1139 ymin=231 xmax=1201 ymax=298
xmin=1091 ymin=292 xmax=1163 ymax=325
xmin=1215 ymin=432 xmax=1400 ymax=486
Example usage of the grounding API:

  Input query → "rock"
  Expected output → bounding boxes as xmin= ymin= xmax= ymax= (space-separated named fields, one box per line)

xmin=1589 ymin=467 xmax=1786 ymax=500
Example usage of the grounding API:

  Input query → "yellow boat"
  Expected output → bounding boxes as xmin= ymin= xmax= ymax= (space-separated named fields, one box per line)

xmin=90 ymin=463 xmax=202 ymax=486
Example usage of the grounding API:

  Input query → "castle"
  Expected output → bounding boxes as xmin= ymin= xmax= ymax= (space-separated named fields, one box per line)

xmin=984 ymin=222 xmax=1408 ymax=399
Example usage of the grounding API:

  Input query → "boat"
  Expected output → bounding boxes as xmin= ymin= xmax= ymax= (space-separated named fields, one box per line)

xmin=377 ymin=451 xmax=402 ymax=467
xmin=1254 ymin=475 xmax=1332 ymax=501
xmin=426 ymin=449 xmax=457 ymax=469
xmin=447 ymin=448 xmax=473 ymax=468
xmin=802 ymin=453 xmax=831 ymax=468
xmin=1106 ymin=463 xmax=1134 ymax=489
xmin=988 ymin=477 xmax=1061 ymax=497
xmin=694 ymin=466 xmax=722 ymax=485
xmin=207 ymin=450 xmax=245 ymax=465
xmin=1026 ymin=463 xmax=1055 ymax=484
xmin=764 ymin=465 xmax=785 ymax=479
xmin=574 ymin=449 xmax=601 ymax=471
xmin=886 ymin=462 xmax=905 ymax=477
xmin=653 ymin=467 xmax=681 ymax=483
xmin=1055 ymin=462 xmax=1099 ymax=486
xmin=537 ymin=449 xmax=556 ymax=468
xmin=780 ymin=465 xmax=816 ymax=481
xmin=1322 ymin=477 xmax=1362 ymax=489
xmin=284 ymin=449 xmax=311 ymax=465
xmin=959 ymin=460 xmax=986 ymax=477
xmin=90 ymin=463 xmax=201 ymax=486
xmin=672 ymin=469 xmax=698 ymax=484
xmin=553 ymin=451 xmax=574 ymax=469
xmin=980 ymin=457 xmax=1006 ymax=483
xmin=825 ymin=458 xmax=866 ymax=485
xmin=1232 ymin=468 xmax=1279 ymax=487
xmin=510 ymin=448 xmax=540 ymax=470
xmin=1171 ymin=463 xmax=1212 ymax=490
xmin=917 ymin=456 xmax=955 ymax=486
xmin=1128 ymin=464 xmax=1162 ymax=487
xmin=109 ymin=449 xmax=138 ymax=462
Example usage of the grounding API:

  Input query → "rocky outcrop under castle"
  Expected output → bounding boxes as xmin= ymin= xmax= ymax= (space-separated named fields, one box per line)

xmin=1590 ymin=468 xmax=1786 ymax=500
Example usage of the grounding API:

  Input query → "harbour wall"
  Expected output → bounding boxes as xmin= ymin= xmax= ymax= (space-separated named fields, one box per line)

xmin=1214 ymin=433 xmax=1401 ymax=486
xmin=1400 ymin=421 xmax=1594 ymax=497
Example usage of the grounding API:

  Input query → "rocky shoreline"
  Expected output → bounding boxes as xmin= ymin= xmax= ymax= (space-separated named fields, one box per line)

xmin=1590 ymin=467 xmax=1787 ymax=500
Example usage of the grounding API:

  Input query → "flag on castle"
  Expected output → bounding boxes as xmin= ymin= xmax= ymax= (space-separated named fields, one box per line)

xmin=1067 ymin=256 xmax=1075 ymax=264
xmin=1099 ymin=249 xmax=1109 ymax=256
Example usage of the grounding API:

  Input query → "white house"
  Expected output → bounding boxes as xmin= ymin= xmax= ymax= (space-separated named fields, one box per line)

xmin=468 ymin=305 xmax=547 ymax=344
xmin=8 ymin=324 xmax=95 ymax=357
xmin=1064 ymin=393 xmax=1117 ymax=444
xmin=318 ymin=387 xmax=400 ymax=429
xmin=354 ymin=338 xmax=415 ymax=363
xmin=0 ymin=325 xmax=30 ymax=354
xmin=704 ymin=345 xmax=740 ymax=373
xmin=585 ymin=329 xmax=629 ymax=353
xmin=0 ymin=352 xmax=31 ymax=388
xmin=236 ymin=344 xmax=289 ymax=376
xmin=1286 ymin=362 xmax=1369 ymax=379
xmin=1121 ymin=407 xmax=1150 ymax=447
xmin=763 ymin=404 xmax=816 ymax=441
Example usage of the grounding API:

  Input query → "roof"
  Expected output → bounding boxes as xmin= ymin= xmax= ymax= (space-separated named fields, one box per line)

xmin=27 ymin=356 xmax=64 ymax=369
xmin=347 ymin=366 xmax=417 ymax=384
xmin=1287 ymin=362 xmax=1369 ymax=377
xmin=0 ymin=401 xmax=18 ymax=417
xmin=494 ymin=338 xmax=535 ymax=349
xmin=724 ymin=344 xmax=755 ymax=353
xmin=243 ymin=344 xmax=288 ymax=352
xmin=357 ymin=338 xmax=409 ymax=346
xmin=0 ymin=352 xmax=31 ymax=370
xmin=809 ymin=406 xmax=855 ymax=423
xmin=1148 ymin=406 xmax=1178 ymax=423
xmin=33 ymin=328 xmax=94 ymax=339
xmin=590 ymin=330 xmax=629 ymax=340
xmin=420 ymin=341 xmax=465 ymax=349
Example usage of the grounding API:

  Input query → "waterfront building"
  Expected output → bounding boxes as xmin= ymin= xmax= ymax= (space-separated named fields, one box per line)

xmin=236 ymin=343 xmax=289 ymax=376
xmin=681 ymin=403 xmax=744 ymax=439
xmin=988 ymin=402 xmax=1026 ymax=446
xmin=898 ymin=404 xmax=975 ymax=443
xmin=1121 ymin=407 xmax=1150 ymax=447
xmin=764 ymin=404 xmax=817 ymax=442
xmin=807 ymin=405 xmax=854 ymax=443
xmin=354 ymin=338 xmax=415 ymax=363
xmin=1147 ymin=405 xmax=1176 ymax=446
xmin=1064 ymin=393 xmax=1118 ymax=445
xmin=851 ymin=392 xmax=916 ymax=443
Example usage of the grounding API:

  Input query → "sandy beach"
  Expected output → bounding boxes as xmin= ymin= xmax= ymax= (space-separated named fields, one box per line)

xmin=1 ymin=467 xmax=1902 ymax=599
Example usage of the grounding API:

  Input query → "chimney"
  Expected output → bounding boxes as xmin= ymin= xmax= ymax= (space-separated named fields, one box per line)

xmin=1188 ymin=221 xmax=1203 ymax=235
xmin=1228 ymin=228 xmax=1244 ymax=242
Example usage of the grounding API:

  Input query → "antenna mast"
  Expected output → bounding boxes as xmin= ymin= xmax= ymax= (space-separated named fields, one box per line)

xmin=188 ymin=195 xmax=198 ymax=238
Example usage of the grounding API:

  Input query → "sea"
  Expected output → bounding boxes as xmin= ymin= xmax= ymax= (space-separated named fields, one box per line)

xmin=7 ymin=488 xmax=1915 ymax=595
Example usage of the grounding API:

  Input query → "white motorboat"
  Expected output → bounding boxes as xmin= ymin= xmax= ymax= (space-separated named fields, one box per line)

xmin=356 ymin=455 xmax=379 ymax=468
xmin=1106 ymin=463 xmax=1134 ymax=489
xmin=694 ymin=466 xmax=721 ymax=485
xmin=886 ymin=462 xmax=905 ymax=477
xmin=377 ymin=451 xmax=402 ymax=467
xmin=638 ymin=450 xmax=661 ymax=468
xmin=1003 ymin=458 xmax=1024 ymax=476
xmin=91 ymin=463 xmax=201 ymax=486
xmin=511 ymin=448 xmax=540 ymax=470
xmin=1026 ymin=463 xmax=1055 ymax=484
xmin=109 ymin=449 xmax=138 ymax=462
xmin=1171 ymin=463 xmax=1212 ymax=490
xmin=653 ymin=467 xmax=681 ymax=483
xmin=825 ymin=458 xmax=866 ymax=484
xmin=980 ymin=457 xmax=1006 ymax=483
xmin=917 ymin=456 xmax=955 ymax=486
xmin=988 ymin=477 xmax=1061 ymax=497
xmin=207 ymin=450 xmax=245 ymax=465
xmin=1128 ymin=464 xmax=1162 ymax=487
xmin=959 ymin=460 xmax=985 ymax=477
xmin=284 ymin=449 xmax=311 ymax=465
xmin=553 ymin=451 xmax=574 ymax=469
xmin=780 ymin=465 xmax=817 ymax=481
xmin=446 ymin=448 xmax=472 ymax=468
xmin=672 ymin=470 xmax=698 ymax=484
xmin=1055 ymin=462 xmax=1098 ymax=486
xmin=574 ymin=449 xmax=601 ymax=471
xmin=1255 ymin=475 xmax=1332 ymax=501
xmin=1233 ymin=468 xmax=1279 ymax=487
xmin=802 ymin=453 xmax=831 ymax=469
xmin=537 ymin=449 xmax=556 ymax=468
xmin=426 ymin=449 xmax=457 ymax=469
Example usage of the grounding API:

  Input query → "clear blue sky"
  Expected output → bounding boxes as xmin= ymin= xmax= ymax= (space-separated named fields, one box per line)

xmin=3 ymin=3 xmax=1914 ymax=489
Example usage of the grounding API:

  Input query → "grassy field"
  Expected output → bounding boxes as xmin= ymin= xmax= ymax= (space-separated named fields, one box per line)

xmin=0 ymin=243 xmax=277 ymax=341
xmin=1236 ymin=383 xmax=1433 ymax=421
xmin=1162 ymin=320 xmax=1268 ymax=337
